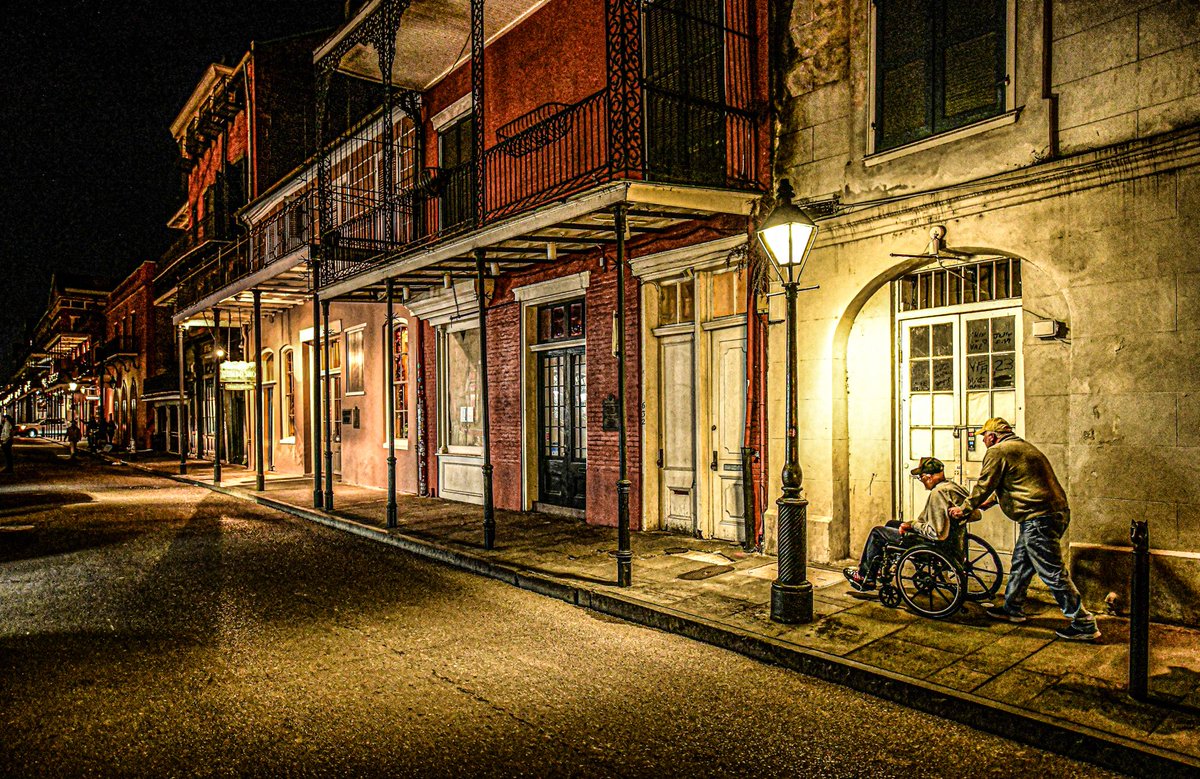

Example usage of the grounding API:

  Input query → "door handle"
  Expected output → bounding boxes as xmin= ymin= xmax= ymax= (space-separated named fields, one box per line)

xmin=657 ymin=448 xmax=664 ymax=468
xmin=710 ymin=450 xmax=718 ymax=471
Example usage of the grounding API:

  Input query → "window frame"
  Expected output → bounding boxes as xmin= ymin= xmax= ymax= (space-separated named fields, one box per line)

xmin=387 ymin=317 xmax=410 ymax=447
xmin=344 ymin=326 xmax=366 ymax=396
xmin=280 ymin=347 xmax=297 ymax=443
xmin=868 ymin=0 xmax=1016 ymax=158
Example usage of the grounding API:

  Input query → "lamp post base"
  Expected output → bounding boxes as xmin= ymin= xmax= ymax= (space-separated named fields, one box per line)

xmin=770 ymin=579 xmax=814 ymax=624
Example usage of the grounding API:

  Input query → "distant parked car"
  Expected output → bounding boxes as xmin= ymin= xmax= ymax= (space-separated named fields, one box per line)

xmin=18 ymin=418 xmax=65 ymax=438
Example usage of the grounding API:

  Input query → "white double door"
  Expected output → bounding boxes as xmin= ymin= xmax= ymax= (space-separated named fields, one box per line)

xmin=898 ymin=305 xmax=1023 ymax=555
xmin=657 ymin=324 xmax=747 ymax=542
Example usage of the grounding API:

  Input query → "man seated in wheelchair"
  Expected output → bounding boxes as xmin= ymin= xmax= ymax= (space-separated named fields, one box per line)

xmin=843 ymin=457 xmax=980 ymax=592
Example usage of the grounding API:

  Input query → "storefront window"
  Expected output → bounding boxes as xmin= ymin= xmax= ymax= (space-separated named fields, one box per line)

xmin=282 ymin=348 xmax=296 ymax=439
xmin=394 ymin=323 xmax=409 ymax=440
xmin=345 ymin=329 xmax=364 ymax=394
xmin=445 ymin=328 xmax=482 ymax=449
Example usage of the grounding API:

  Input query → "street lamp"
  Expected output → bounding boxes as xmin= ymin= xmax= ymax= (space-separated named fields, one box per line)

xmin=756 ymin=179 xmax=817 ymax=624
xmin=68 ymin=382 xmax=78 ymax=427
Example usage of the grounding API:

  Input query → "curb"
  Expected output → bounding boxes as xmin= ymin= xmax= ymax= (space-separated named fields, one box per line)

xmin=109 ymin=455 xmax=1199 ymax=778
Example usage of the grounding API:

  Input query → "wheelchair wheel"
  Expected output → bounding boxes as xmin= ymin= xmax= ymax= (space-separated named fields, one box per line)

xmin=895 ymin=546 xmax=966 ymax=619
xmin=879 ymin=584 xmax=902 ymax=608
xmin=963 ymin=533 xmax=1003 ymax=602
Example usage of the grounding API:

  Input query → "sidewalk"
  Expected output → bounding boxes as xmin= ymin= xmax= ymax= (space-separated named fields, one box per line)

xmin=105 ymin=451 xmax=1200 ymax=776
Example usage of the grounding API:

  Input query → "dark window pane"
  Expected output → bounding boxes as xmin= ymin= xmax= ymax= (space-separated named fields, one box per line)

xmin=995 ymin=260 xmax=1011 ymax=299
xmin=910 ymin=325 xmax=930 ymax=358
xmin=680 ymin=279 xmax=695 ymax=321
xmin=941 ymin=32 xmax=1001 ymax=121
xmin=538 ymin=308 xmax=551 ymax=342
xmin=911 ymin=360 xmax=930 ymax=391
xmin=963 ymin=265 xmax=978 ymax=303
xmin=932 ymin=358 xmax=953 ymax=390
xmin=1012 ymin=259 xmax=1022 ymax=296
xmin=900 ymin=277 xmax=918 ymax=311
xmin=967 ymin=319 xmax=989 ymax=354
xmin=967 ymin=356 xmax=989 ymax=389
xmin=979 ymin=263 xmax=994 ymax=301
xmin=568 ymin=302 xmax=584 ymax=338
xmin=933 ymin=270 xmax=946 ymax=307
xmin=551 ymin=307 xmax=566 ymax=339
xmin=992 ymin=353 xmax=1015 ymax=388
xmin=932 ymin=323 xmax=953 ymax=356
xmin=991 ymin=315 xmax=1015 ymax=352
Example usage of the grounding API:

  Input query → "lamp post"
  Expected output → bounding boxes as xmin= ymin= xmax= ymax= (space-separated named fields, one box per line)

xmin=756 ymin=179 xmax=818 ymax=624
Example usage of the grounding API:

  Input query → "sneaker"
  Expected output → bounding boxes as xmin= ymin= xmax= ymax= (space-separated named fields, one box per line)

xmin=842 ymin=567 xmax=875 ymax=592
xmin=984 ymin=606 xmax=1028 ymax=623
xmin=1055 ymin=625 xmax=1101 ymax=642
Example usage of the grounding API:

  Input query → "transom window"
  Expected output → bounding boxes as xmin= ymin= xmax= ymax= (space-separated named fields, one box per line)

xmin=657 ymin=279 xmax=694 ymax=326
xmin=537 ymin=299 xmax=585 ymax=343
xmin=710 ymin=266 xmax=747 ymax=319
xmin=282 ymin=349 xmax=296 ymax=439
xmin=875 ymin=0 xmax=1007 ymax=152
xmin=898 ymin=258 xmax=1021 ymax=312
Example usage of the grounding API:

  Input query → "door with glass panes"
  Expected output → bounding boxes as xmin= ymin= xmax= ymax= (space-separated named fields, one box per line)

xmin=899 ymin=306 xmax=1023 ymax=555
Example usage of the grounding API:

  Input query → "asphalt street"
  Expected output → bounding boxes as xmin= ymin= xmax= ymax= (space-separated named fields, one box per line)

xmin=0 ymin=440 xmax=1123 ymax=778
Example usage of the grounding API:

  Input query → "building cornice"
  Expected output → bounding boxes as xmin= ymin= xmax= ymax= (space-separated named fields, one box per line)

xmin=817 ymin=126 xmax=1200 ymax=249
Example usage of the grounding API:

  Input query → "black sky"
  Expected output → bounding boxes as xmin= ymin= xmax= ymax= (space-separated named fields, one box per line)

xmin=0 ymin=1 xmax=345 ymax=367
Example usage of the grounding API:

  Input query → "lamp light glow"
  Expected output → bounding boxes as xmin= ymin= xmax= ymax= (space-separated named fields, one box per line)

xmin=756 ymin=179 xmax=818 ymax=280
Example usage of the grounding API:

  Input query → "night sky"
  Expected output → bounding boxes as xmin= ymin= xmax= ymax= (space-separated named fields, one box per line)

xmin=0 ymin=1 xmax=345 ymax=369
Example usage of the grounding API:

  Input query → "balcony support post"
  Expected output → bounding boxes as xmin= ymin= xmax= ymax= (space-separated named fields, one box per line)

xmin=213 ymin=308 xmax=223 ymax=486
xmin=177 ymin=326 xmax=187 ymax=474
xmin=385 ymin=278 xmax=398 ymax=528
xmin=475 ymin=249 xmax=495 ymax=550
xmin=605 ymin=0 xmax=644 ymax=178
xmin=471 ymin=0 xmax=486 ymax=226
xmin=415 ymin=307 xmax=429 ymax=497
xmin=322 ymin=299 xmax=334 ymax=510
xmin=312 ymin=63 xmax=330 ymax=510
xmin=614 ymin=204 xmax=632 ymax=587
xmin=373 ymin=1 xmax=401 ymax=248
xmin=253 ymin=289 xmax=265 ymax=491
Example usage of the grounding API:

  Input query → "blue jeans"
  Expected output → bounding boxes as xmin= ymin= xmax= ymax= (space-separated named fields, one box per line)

xmin=857 ymin=526 xmax=904 ymax=579
xmin=1002 ymin=512 xmax=1095 ymax=630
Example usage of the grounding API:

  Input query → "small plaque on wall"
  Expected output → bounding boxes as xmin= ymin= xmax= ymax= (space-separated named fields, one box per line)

xmin=602 ymin=394 xmax=620 ymax=432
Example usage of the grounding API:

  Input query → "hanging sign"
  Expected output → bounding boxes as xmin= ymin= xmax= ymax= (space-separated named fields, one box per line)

xmin=220 ymin=361 xmax=256 ymax=391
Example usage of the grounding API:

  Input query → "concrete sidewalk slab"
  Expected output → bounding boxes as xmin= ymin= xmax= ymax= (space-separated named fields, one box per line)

xmin=101 ymin=450 xmax=1200 ymax=777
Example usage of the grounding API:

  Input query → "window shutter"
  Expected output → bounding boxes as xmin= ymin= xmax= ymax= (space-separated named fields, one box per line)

xmin=876 ymin=0 xmax=933 ymax=150
xmin=937 ymin=0 xmax=1005 ymax=131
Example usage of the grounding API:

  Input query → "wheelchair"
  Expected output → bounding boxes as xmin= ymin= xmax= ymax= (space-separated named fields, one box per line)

xmin=875 ymin=528 xmax=1003 ymax=620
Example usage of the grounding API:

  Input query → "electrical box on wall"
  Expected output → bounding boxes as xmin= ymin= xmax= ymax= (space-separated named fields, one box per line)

xmin=1032 ymin=319 xmax=1066 ymax=340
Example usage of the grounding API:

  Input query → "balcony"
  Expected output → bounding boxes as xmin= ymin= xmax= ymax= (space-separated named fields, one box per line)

xmin=96 ymin=337 xmax=138 ymax=365
xmin=314 ymin=0 xmax=766 ymax=290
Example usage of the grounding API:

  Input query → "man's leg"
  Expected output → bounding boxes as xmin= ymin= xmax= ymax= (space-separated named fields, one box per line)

xmin=858 ymin=526 xmax=903 ymax=579
xmin=2 ymin=443 xmax=11 ymax=472
xmin=1024 ymin=514 xmax=1096 ymax=632
xmin=1001 ymin=521 xmax=1036 ymax=617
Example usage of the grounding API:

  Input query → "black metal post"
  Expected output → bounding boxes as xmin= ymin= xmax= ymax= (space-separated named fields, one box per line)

xmin=253 ymin=290 xmax=265 ymax=491
xmin=475 ymin=250 xmax=495 ymax=549
xmin=770 ymin=272 xmax=813 ymax=623
xmin=177 ymin=326 xmax=187 ymax=474
xmin=1129 ymin=518 xmax=1150 ymax=701
xmin=614 ymin=205 xmax=633 ymax=587
xmin=322 ymin=299 xmax=334 ymax=510
xmin=415 ymin=309 xmax=428 ymax=497
xmin=470 ymin=0 xmax=485 ymax=227
xmin=213 ymin=308 xmax=223 ymax=485
xmin=386 ymin=279 xmax=398 ymax=528
xmin=311 ymin=262 xmax=324 ymax=509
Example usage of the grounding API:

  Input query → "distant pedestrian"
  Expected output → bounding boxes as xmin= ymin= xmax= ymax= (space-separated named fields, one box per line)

xmin=949 ymin=417 xmax=1099 ymax=642
xmin=0 ymin=414 xmax=14 ymax=473
xmin=67 ymin=419 xmax=82 ymax=460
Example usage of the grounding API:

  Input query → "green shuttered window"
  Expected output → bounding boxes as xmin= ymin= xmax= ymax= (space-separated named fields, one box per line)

xmin=875 ymin=0 xmax=1006 ymax=152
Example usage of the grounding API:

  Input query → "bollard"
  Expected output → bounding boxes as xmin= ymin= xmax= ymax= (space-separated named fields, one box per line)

xmin=1128 ymin=518 xmax=1150 ymax=701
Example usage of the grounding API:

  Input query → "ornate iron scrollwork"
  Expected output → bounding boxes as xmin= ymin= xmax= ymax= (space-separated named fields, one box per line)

xmin=606 ymin=0 xmax=644 ymax=177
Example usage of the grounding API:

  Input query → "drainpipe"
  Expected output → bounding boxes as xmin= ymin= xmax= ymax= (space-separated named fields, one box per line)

xmin=1042 ymin=0 xmax=1060 ymax=160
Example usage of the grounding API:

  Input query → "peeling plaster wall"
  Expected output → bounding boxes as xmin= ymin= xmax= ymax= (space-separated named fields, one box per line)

xmin=770 ymin=0 xmax=1200 ymax=623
